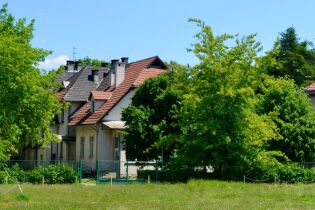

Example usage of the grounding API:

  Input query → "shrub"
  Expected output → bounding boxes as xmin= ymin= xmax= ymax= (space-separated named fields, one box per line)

xmin=0 ymin=164 xmax=28 ymax=184
xmin=138 ymin=169 xmax=213 ymax=183
xmin=29 ymin=165 xmax=76 ymax=184
xmin=0 ymin=164 xmax=76 ymax=184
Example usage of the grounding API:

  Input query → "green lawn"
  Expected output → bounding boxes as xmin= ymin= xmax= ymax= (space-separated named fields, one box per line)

xmin=0 ymin=180 xmax=314 ymax=210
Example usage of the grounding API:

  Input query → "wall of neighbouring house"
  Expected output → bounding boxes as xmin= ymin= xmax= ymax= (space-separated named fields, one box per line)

xmin=310 ymin=94 xmax=315 ymax=106
xmin=104 ymin=89 xmax=136 ymax=121
xmin=75 ymin=124 xmax=120 ymax=171
xmin=75 ymin=125 xmax=97 ymax=171
xmin=97 ymin=126 xmax=114 ymax=161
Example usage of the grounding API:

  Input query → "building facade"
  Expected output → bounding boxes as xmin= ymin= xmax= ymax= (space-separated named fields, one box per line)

xmin=35 ymin=56 xmax=167 ymax=172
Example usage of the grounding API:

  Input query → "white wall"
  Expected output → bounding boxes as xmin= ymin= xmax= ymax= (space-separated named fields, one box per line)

xmin=97 ymin=126 xmax=114 ymax=161
xmin=75 ymin=125 xmax=97 ymax=170
xmin=104 ymin=89 xmax=136 ymax=121
xmin=115 ymin=63 xmax=125 ymax=87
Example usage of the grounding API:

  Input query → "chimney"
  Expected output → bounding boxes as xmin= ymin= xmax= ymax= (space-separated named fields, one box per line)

xmin=91 ymin=69 xmax=99 ymax=84
xmin=121 ymin=57 xmax=129 ymax=63
xmin=74 ymin=61 xmax=82 ymax=72
xmin=65 ymin=60 xmax=81 ymax=72
xmin=66 ymin=60 xmax=75 ymax=72
xmin=110 ymin=59 xmax=119 ymax=87
xmin=115 ymin=62 xmax=126 ymax=87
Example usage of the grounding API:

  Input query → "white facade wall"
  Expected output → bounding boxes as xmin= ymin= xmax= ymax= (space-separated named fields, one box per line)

xmin=104 ymin=89 xmax=136 ymax=121
xmin=75 ymin=125 xmax=97 ymax=170
xmin=97 ymin=127 xmax=114 ymax=161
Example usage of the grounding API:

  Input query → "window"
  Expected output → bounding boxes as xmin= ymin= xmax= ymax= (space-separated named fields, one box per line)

xmin=89 ymin=136 xmax=94 ymax=158
xmin=90 ymin=99 xmax=95 ymax=113
xmin=80 ymin=137 xmax=85 ymax=158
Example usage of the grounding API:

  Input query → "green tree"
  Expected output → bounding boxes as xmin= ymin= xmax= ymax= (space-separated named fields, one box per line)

xmin=0 ymin=4 xmax=62 ymax=160
xmin=171 ymin=19 xmax=276 ymax=176
xmin=258 ymin=77 xmax=315 ymax=162
xmin=122 ymin=66 xmax=188 ymax=162
xmin=265 ymin=27 xmax=315 ymax=87
xmin=79 ymin=57 xmax=105 ymax=67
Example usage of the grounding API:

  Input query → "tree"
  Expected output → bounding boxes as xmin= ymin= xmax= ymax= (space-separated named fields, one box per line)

xmin=169 ymin=19 xmax=277 ymax=176
xmin=122 ymin=20 xmax=315 ymax=180
xmin=0 ymin=4 xmax=62 ymax=160
xmin=79 ymin=57 xmax=105 ymax=67
xmin=265 ymin=27 xmax=315 ymax=87
xmin=257 ymin=76 xmax=315 ymax=162
xmin=122 ymin=69 xmax=187 ymax=162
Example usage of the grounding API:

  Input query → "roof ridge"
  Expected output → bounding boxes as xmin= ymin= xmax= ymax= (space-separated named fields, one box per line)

xmin=126 ymin=56 xmax=158 ymax=66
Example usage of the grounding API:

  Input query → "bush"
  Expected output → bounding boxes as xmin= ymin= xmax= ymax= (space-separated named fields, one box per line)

xmin=138 ymin=169 xmax=213 ymax=183
xmin=0 ymin=164 xmax=77 ymax=184
xmin=29 ymin=165 xmax=76 ymax=184
xmin=245 ymin=158 xmax=315 ymax=183
xmin=0 ymin=164 xmax=28 ymax=184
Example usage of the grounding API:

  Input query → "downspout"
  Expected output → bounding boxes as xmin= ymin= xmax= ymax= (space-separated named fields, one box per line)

xmin=96 ymin=124 xmax=99 ymax=163
xmin=95 ymin=124 xmax=99 ymax=183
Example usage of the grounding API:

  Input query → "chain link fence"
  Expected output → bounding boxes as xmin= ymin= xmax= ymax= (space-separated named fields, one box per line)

xmin=96 ymin=160 xmax=158 ymax=184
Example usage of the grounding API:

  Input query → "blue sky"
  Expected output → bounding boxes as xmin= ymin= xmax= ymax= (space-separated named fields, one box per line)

xmin=3 ymin=0 xmax=315 ymax=69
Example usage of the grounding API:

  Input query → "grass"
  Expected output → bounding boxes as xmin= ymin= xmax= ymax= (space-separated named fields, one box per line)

xmin=0 ymin=180 xmax=314 ymax=209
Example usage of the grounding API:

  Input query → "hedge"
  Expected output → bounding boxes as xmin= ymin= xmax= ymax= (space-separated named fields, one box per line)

xmin=0 ymin=164 xmax=77 ymax=184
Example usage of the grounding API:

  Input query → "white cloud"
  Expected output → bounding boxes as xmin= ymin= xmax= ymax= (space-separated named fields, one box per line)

xmin=38 ymin=55 xmax=69 ymax=70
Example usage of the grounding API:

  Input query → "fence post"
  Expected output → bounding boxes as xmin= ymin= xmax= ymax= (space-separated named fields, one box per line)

xmin=77 ymin=160 xmax=82 ymax=183
xmin=96 ymin=160 xmax=99 ymax=184
xmin=155 ymin=161 xmax=158 ymax=182
xmin=274 ymin=176 xmax=277 ymax=184
xmin=126 ymin=160 xmax=129 ymax=185
xmin=243 ymin=175 xmax=245 ymax=184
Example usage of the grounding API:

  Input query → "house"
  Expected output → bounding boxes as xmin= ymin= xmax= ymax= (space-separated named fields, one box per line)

xmin=305 ymin=83 xmax=315 ymax=106
xmin=36 ymin=56 xmax=167 ymax=172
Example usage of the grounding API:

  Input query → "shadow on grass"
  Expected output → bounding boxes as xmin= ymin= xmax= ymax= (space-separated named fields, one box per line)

xmin=15 ymin=194 xmax=30 ymax=201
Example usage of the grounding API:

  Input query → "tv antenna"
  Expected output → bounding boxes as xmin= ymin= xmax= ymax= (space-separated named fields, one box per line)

xmin=72 ymin=47 xmax=77 ymax=61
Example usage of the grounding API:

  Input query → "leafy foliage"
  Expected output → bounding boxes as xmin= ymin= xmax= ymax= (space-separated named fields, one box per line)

xmin=79 ymin=56 xmax=106 ymax=67
xmin=173 ymin=19 xmax=275 ymax=176
xmin=123 ymin=20 xmax=315 ymax=181
xmin=122 ymin=69 xmax=187 ymax=162
xmin=0 ymin=164 xmax=76 ymax=184
xmin=257 ymin=77 xmax=315 ymax=162
xmin=0 ymin=4 xmax=62 ymax=159
xmin=264 ymin=27 xmax=315 ymax=86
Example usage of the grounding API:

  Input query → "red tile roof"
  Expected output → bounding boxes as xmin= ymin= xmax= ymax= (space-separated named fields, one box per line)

xmin=69 ymin=56 xmax=167 ymax=125
xmin=91 ymin=91 xmax=112 ymax=100
xmin=133 ymin=68 xmax=166 ymax=87
xmin=306 ymin=83 xmax=315 ymax=92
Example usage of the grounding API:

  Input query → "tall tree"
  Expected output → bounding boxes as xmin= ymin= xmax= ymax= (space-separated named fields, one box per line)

xmin=0 ymin=4 xmax=62 ymax=160
xmin=174 ymin=19 xmax=276 ymax=175
xmin=122 ymin=69 xmax=187 ymax=162
xmin=265 ymin=27 xmax=315 ymax=86
xmin=257 ymin=77 xmax=315 ymax=162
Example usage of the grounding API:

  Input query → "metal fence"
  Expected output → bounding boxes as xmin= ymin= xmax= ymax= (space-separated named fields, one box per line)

xmin=298 ymin=162 xmax=315 ymax=169
xmin=96 ymin=160 xmax=158 ymax=184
